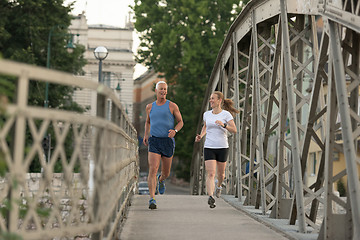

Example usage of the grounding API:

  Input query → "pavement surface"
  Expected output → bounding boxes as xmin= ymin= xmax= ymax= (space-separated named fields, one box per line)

xmin=120 ymin=193 xmax=292 ymax=240
xmin=160 ymin=181 xmax=190 ymax=195
xmin=222 ymin=195 xmax=318 ymax=240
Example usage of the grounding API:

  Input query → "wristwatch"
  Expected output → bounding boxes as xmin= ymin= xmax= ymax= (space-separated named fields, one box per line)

xmin=174 ymin=129 xmax=178 ymax=133
xmin=222 ymin=123 xmax=227 ymax=128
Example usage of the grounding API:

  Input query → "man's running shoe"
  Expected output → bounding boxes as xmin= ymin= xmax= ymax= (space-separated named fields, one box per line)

xmin=154 ymin=176 xmax=159 ymax=195
xmin=208 ymin=196 xmax=216 ymax=208
xmin=215 ymin=186 xmax=222 ymax=198
xmin=149 ymin=198 xmax=157 ymax=210
xmin=155 ymin=183 xmax=159 ymax=195
xmin=158 ymin=175 xmax=166 ymax=194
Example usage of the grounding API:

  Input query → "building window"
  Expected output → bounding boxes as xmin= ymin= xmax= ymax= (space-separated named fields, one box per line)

xmin=107 ymin=99 xmax=111 ymax=120
xmin=103 ymin=72 xmax=111 ymax=87
xmin=310 ymin=152 xmax=316 ymax=176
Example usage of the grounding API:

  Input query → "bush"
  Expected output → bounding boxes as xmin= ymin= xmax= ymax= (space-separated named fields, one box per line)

xmin=337 ymin=179 xmax=346 ymax=197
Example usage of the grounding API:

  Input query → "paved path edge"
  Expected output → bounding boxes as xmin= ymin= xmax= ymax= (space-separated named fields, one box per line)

xmin=222 ymin=195 xmax=319 ymax=240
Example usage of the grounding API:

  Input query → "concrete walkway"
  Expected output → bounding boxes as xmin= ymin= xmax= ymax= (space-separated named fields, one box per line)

xmin=120 ymin=195 xmax=291 ymax=240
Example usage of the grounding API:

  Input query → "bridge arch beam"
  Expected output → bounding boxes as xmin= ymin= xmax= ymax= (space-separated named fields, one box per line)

xmin=191 ymin=0 xmax=360 ymax=238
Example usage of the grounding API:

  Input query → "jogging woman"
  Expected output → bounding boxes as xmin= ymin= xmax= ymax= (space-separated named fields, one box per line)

xmin=195 ymin=91 xmax=239 ymax=208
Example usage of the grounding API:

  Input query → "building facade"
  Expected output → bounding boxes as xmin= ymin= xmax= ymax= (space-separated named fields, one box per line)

xmin=69 ymin=13 xmax=136 ymax=120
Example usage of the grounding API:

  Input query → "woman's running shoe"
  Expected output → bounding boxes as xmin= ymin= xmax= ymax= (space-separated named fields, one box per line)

xmin=208 ymin=196 xmax=216 ymax=208
xmin=215 ymin=186 xmax=222 ymax=198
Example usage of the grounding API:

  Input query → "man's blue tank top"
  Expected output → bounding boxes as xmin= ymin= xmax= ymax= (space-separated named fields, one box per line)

xmin=150 ymin=100 xmax=174 ymax=137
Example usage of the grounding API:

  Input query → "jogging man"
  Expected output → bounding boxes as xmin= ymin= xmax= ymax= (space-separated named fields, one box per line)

xmin=143 ymin=81 xmax=184 ymax=209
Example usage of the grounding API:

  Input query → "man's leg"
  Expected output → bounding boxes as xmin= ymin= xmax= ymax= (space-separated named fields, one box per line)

xmin=155 ymin=156 xmax=172 ymax=194
xmin=159 ymin=156 xmax=173 ymax=182
xmin=148 ymin=152 xmax=161 ymax=199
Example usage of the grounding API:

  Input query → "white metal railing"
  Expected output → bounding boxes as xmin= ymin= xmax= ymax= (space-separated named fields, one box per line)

xmin=0 ymin=59 xmax=138 ymax=239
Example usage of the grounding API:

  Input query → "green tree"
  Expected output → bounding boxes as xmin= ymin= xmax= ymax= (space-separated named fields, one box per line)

xmin=132 ymin=0 xmax=249 ymax=180
xmin=337 ymin=179 xmax=346 ymax=197
xmin=0 ymin=0 xmax=86 ymax=106
xmin=0 ymin=0 xmax=87 ymax=172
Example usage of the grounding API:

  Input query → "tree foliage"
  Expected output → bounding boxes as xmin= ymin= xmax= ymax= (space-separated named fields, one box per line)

xmin=0 ymin=0 xmax=87 ymax=107
xmin=0 ymin=0 xmax=87 ymax=173
xmin=132 ymin=0 xmax=249 ymax=180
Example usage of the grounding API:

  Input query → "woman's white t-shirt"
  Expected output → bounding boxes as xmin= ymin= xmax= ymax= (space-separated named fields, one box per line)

xmin=203 ymin=110 xmax=233 ymax=148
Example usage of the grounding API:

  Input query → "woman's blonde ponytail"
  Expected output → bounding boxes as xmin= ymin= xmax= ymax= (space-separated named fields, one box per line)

xmin=213 ymin=91 xmax=240 ymax=116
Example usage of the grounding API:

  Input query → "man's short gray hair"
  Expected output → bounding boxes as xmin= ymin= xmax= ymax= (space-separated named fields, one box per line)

xmin=156 ymin=81 xmax=167 ymax=90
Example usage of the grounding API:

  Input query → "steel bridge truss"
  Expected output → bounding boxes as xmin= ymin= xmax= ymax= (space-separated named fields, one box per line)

xmin=191 ymin=0 xmax=360 ymax=239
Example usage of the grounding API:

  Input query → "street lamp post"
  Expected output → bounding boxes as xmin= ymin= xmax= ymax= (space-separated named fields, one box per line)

xmin=43 ymin=25 xmax=76 ymax=166
xmin=45 ymin=25 xmax=76 ymax=108
xmin=44 ymin=26 xmax=56 ymax=108
xmin=94 ymin=46 xmax=108 ymax=83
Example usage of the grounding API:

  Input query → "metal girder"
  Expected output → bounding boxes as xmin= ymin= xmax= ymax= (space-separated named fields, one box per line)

xmin=233 ymin=31 xmax=243 ymax=201
xmin=191 ymin=0 xmax=360 ymax=238
xmin=252 ymin=10 xmax=267 ymax=215
xmin=239 ymin=42 xmax=254 ymax=204
xmin=280 ymin=0 xmax=306 ymax=232
xmin=328 ymin=19 xmax=360 ymax=240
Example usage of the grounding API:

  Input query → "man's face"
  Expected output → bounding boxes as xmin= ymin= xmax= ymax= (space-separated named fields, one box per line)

xmin=156 ymin=83 xmax=167 ymax=99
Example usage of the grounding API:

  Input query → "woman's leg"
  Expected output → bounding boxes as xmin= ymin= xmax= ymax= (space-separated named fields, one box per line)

xmin=216 ymin=161 xmax=227 ymax=188
xmin=205 ymin=160 xmax=217 ymax=196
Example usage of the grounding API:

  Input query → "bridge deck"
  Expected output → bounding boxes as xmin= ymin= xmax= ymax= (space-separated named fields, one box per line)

xmin=120 ymin=194 xmax=291 ymax=240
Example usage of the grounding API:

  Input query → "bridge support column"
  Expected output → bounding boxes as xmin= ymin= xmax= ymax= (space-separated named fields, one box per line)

xmin=280 ymin=0 xmax=306 ymax=233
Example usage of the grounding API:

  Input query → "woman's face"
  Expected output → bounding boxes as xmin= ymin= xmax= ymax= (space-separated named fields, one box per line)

xmin=209 ymin=93 xmax=221 ymax=108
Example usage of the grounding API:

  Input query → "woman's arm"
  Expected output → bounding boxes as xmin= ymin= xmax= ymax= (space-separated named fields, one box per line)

xmin=215 ymin=119 xmax=237 ymax=133
xmin=195 ymin=122 xmax=207 ymax=142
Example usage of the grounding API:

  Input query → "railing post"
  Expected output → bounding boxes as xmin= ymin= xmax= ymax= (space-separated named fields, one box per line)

xmin=92 ymin=93 xmax=107 ymax=240
xmin=9 ymin=70 xmax=29 ymax=232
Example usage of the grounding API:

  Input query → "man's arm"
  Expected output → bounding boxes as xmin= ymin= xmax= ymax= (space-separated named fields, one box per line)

xmin=143 ymin=104 xmax=152 ymax=146
xmin=168 ymin=102 xmax=184 ymax=138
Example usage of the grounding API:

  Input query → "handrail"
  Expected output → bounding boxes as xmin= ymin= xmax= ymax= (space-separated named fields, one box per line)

xmin=0 ymin=59 xmax=139 ymax=239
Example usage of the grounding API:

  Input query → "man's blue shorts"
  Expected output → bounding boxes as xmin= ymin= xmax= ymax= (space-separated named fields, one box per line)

xmin=148 ymin=136 xmax=175 ymax=158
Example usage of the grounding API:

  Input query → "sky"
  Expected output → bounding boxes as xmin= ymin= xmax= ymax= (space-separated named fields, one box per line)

xmin=64 ymin=0 xmax=147 ymax=79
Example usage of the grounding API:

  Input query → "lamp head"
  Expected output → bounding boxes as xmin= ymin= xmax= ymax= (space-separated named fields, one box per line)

xmin=116 ymin=82 xmax=121 ymax=91
xmin=66 ymin=34 xmax=76 ymax=53
xmin=66 ymin=42 xmax=75 ymax=53
xmin=94 ymin=46 xmax=108 ymax=60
